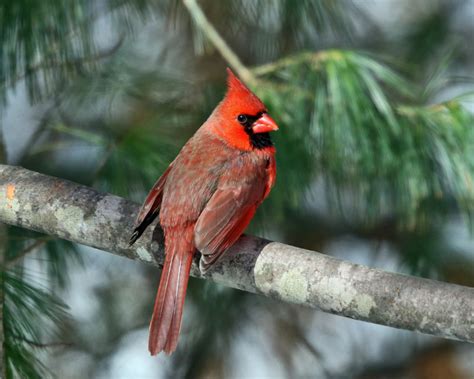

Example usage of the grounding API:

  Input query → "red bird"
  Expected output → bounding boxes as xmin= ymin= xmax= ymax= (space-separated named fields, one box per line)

xmin=130 ymin=68 xmax=278 ymax=355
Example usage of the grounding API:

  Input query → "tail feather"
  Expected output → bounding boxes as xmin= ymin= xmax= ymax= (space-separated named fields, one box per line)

xmin=148 ymin=227 xmax=194 ymax=355
xmin=163 ymin=252 xmax=193 ymax=353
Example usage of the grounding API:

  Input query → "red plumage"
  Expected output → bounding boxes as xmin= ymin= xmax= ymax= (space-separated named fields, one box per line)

xmin=130 ymin=68 xmax=278 ymax=355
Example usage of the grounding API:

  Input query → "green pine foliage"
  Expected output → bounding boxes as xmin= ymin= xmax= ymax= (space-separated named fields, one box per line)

xmin=3 ymin=271 xmax=68 ymax=379
xmin=0 ymin=0 xmax=157 ymax=106
xmin=2 ymin=227 xmax=79 ymax=378
xmin=255 ymin=50 xmax=474 ymax=227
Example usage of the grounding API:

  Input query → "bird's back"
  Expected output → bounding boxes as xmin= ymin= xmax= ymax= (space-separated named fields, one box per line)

xmin=159 ymin=127 xmax=238 ymax=229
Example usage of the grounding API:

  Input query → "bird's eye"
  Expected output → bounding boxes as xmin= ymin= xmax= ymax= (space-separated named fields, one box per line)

xmin=237 ymin=114 xmax=247 ymax=124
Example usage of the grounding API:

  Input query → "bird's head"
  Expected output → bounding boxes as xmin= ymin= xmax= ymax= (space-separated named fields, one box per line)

xmin=211 ymin=68 xmax=278 ymax=151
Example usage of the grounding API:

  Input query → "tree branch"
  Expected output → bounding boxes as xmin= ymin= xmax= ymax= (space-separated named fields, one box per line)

xmin=11 ymin=335 xmax=73 ymax=349
xmin=0 ymin=165 xmax=472 ymax=343
xmin=182 ymin=0 xmax=257 ymax=86
xmin=0 ymin=131 xmax=7 ymax=379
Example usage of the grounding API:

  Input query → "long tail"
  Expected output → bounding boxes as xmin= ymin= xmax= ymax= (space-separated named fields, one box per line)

xmin=149 ymin=227 xmax=194 ymax=355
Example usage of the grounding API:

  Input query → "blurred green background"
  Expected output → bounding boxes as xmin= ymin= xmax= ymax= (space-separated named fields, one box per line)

xmin=1 ymin=0 xmax=473 ymax=378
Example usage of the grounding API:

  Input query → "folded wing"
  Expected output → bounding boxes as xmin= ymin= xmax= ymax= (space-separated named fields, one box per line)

xmin=130 ymin=164 xmax=173 ymax=245
xmin=194 ymin=153 xmax=277 ymax=273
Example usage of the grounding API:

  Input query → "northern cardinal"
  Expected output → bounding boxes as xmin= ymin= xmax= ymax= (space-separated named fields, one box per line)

xmin=130 ymin=68 xmax=278 ymax=355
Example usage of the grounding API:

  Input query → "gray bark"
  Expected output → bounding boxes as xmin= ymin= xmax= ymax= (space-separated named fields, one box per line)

xmin=0 ymin=164 xmax=473 ymax=343
xmin=0 ymin=138 xmax=7 ymax=379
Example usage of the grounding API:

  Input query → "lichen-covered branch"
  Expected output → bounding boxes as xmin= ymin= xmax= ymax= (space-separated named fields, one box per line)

xmin=0 ymin=164 xmax=473 ymax=343
xmin=0 ymin=136 xmax=7 ymax=379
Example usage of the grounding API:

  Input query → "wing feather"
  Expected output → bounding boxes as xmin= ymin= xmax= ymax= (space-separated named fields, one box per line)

xmin=194 ymin=155 xmax=276 ymax=272
xmin=194 ymin=181 xmax=263 ymax=273
xmin=130 ymin=164 xmax=173 ymax=245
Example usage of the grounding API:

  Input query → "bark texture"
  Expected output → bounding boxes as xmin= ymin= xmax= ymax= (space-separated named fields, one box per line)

xmin=0 ymin=164 xmax=473 ymax=343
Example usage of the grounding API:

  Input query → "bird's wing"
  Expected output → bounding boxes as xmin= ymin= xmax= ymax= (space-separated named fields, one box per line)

xmin=194 ymin=185 xmax=259 ymax=273
xmin=130 ymin=164 xmax=173 ymax=245
xmin=194 ymin=156 xmax=275 ymax=273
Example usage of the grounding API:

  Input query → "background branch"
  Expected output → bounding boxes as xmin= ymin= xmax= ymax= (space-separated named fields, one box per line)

xmin=7 ymin=238 xmax=50 ymax=268
xmin=11 ymin=336 xmax=73 ymax=349
xmin=182 ymin=0 xmax=257 ymax=86
xmin=0 ymin=164 xmax=473 ymax=344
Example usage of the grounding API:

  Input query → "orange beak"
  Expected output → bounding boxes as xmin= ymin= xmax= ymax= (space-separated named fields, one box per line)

xmin=252 ymin=113 xmax=279 ymax=134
